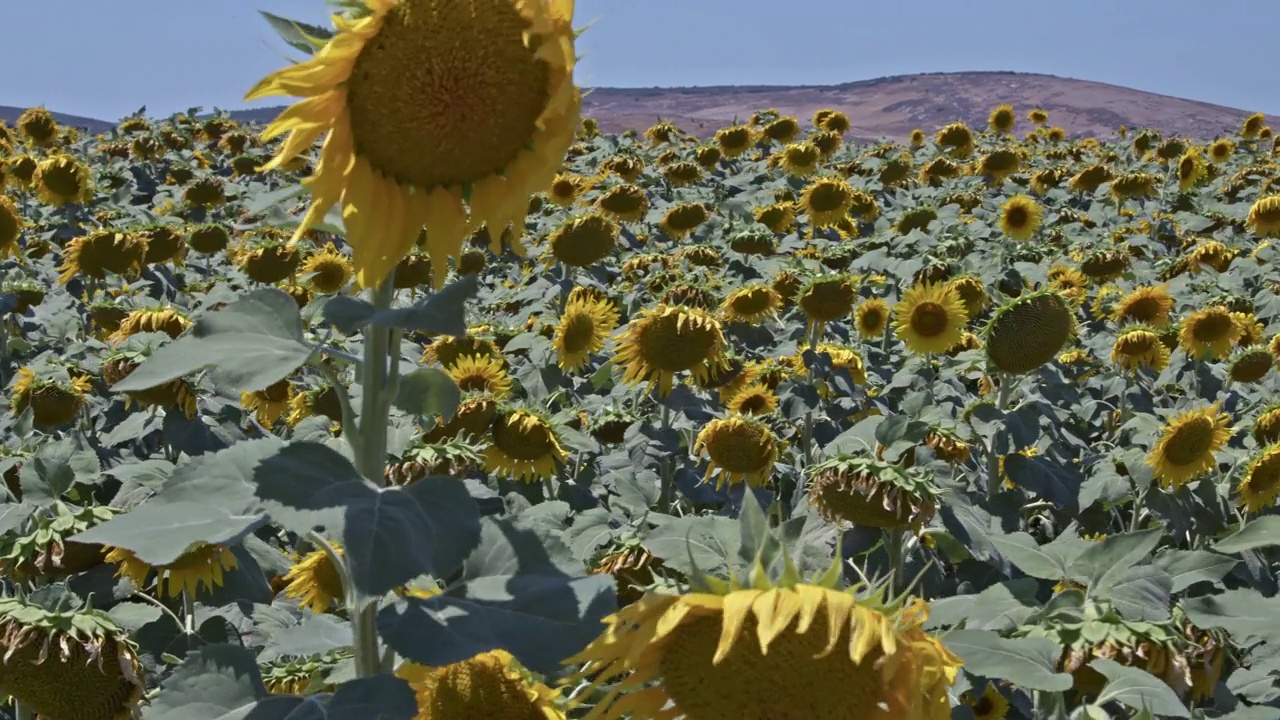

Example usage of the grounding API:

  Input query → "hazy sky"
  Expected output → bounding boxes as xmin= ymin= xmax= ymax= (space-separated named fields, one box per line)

xmin=2 ymin=0 xmax=1275 ymax=121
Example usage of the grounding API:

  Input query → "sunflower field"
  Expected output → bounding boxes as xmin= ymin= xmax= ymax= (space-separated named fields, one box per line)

xmin=4 ymin=4 xmax=1280 ymax=720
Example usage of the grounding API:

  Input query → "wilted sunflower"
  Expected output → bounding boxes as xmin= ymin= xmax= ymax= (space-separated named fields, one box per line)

xmin=281 ymin=542 xmax=347 ymax=613
xmin=893 ymin=282 xmax=969 ymax=355
xmin=797 ymin=276 xmax=856 ymax=334
xmin=660 ymin=202 xmax=710 ymax=239
xmin=187 ymin=222 xmax=231 ymax=255
xmin=601 ymin=154 xmax=644 ymax=181
xmin=0 ymin=592 xmax=146 ymax=720
xmin=975 ymin=148 xmax=1020 ymax=183
xmin=1177 ymin=149 xmax=1206 ymax=191
xmin=999 ymin=194 xmax=1043 ymax=241
xmin=855 ymin=298 xmax=890 ymax=338
xmin=5 ymin=154 xmax=37 ymax=188
xmin=566 ymin=554 xmax=961 ymax=720
xmin=104 ymin=351 xmax=199 ymax=418
xmin=484 ymin=408 xmax=569 ymax=483
xmin=235 ymin=240 xmax=301 ymax=284
xmin=182 ymin=175 xmax=226 ymax=207
xmin=1241 ymin=112 xmax=1267 ymax=138
xmin=985 ymin=291 xmax=1076 ymax=375
xmin=446 ymin=353 xmax=513 ymax=397
xmin=935 ymin=121 xmax=975 ymax=157
xmin=108 ymin=307 xmax=191 ymax=344
xmin=10 ymin=367 xmax=92 ymax=428
xmin=1113 ymin=285 xmax=1174 ymax=327
xmin=242 ymin=379 xmax=293 ymax=426
xmin=1068 ymin=163 xmax=1114 ymax=194
xmin=32 ymin=154 xmax=93 ymax=206
xmin=754 ymin=202 xmax=796 ymax=234
xmin=58 ymin=229 xmax=150 ymax=285
xmin=1229 ymin=348 xmax=1273 ymax=384
xmin=714 ymin=124 xmax=755 ymax=158
xmin=0 ymin=194 xmax=23 ymax=257
xmin=400 ymin=649 xmax=565 ymax=719
xmin=1111 ymin=325 xmax=1170 ymax=373
xmin=554 ymin=293 xmax=618 ymax=371
xmin=1246 ymin=195 xmax=1280 ymax=236
xmin=614 ymin=304 xmax=727 ymax=397
xmin=246 ymin=0 xmax=581 ymax=288
xmin=720 ymin=284 xmax=783 ymax=324
xmin=106 ymin=542 xmax=239 ymax=598
xmin=693 ymin=415 xmax=779 ymax=489
xmin=1179 ymin=305 xmax=1241 ymax=360
xmin=547 ymin=211 xmax=618 ymax=268
xmin=16 ymin=107 xmax=59 ymax=146
xmin=800 ymin=177 xmax=855 ymax=228
xmin=1110 ymin=172 xmax=1159 ymax=201
xmin=1238 ymin=444 xmax=1280 ymax=514
xmin=808 ymin=455 xmax=940 ymax=530
xmin=1147 ymin=405 xmax=1232 ymax=488
xmin=595 ymin=183 xmax=650 ymax=223
xmin=300 ymin=246 xmax=353 ymax=293
xmin=778 ymin=141 xmax=821 ymax=176
xmin=139 ymin=224 xmax=186 ymax=265
xmin=988 ymin=104 xmax=1016 ymax=134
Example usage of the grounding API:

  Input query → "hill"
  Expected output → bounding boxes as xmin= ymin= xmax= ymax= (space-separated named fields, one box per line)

xmin=1 ymin=71 xmax=1269 ymax=142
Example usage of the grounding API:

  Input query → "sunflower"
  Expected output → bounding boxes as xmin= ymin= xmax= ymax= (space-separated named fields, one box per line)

xmin=948 ymin=276 xmax=989 ymax=318
xmin=855 ymin=297 xmax=890 ymax=338
xmin=728 ymin=227 xmax=776 ymax=255
xmin=935 ymin=121 xmax=975 ymax=157
xmin=10 ymin=367 xmax=92 ymax=429
xmin=554 ymin=294 xmax=619 ymax=371
xmin=693 ymin=415 xmax=779 ymax=489
xmin=5 ymin=154 xmax=37 ymax=188
xmin=777 ymin=141 xmax=821 ymax=176
xmin=235 ymin=241 xmax=302 ymax=284
xmin=797 ymin=276 xmax=856 ymax=334
xmin=809 ymin=456 xmax=940 ymax=529
xmin=659 ymin=202 xmax=710 ymax=240
xmin=614 ymin=304 xmax=727 ymax=397
xmin=400 ymin=649 xmax=564 ymax=719
xmin=0 ymin=194 xmax=22 ymax=257
xmin=106 ymin=542 xmax=239 ymax=598
xmin=1179 ymin=305 xmax=1241 ymax=360
xmin=281 ymin=543 xmax=347 ymax=613
xmin=1246 ymin=196 xmax=1280 ymax=236
xmin=595 ymin=183 xmax=650 ymax=223
xmin=893 ymin=282 xmax=969 ymax=355
xmin=1147 ymin=405 xmax=1232 ymax=488
xmin=720 ymin=284 xmax=783 ymax=324
xmin=246 ymin=0 xmax=581 ymax=288
xmin=601 ymin=154 xmax=644 ymax=181
xmin=714 ymin=124 xmax=755 ymax=158
xmin=815 ymin=343 xmax=868 ymax=385
xmin=1110 ymin=172 xmax=1159 ymax=201
xmin=1177 ymin=149 xmax=1206 ymax=191
xmin=998 ymin=194 xmax=1043 ymax=241
xmin=962 ymin=685 xmax=1010 ymax=720
xmin=988 ymin=104 xmax=1016 ymax=134
xmin=446 ymin=353 xmax=513 ymax=397
xmin=820 ymin=110 xmax=851 ymax=134
xmin=1238 ymin=444 xmax=1280 ymax=514
xmin=895 ymin=206 xmax=938 ymax=235
xmin=975 ymin=148 xmax=1020 ymax=183
xmin=799 ymin=177 xmax=855 ymax=228
xmin=138 ymin=224 xmax=186 ymax=266
xmin=241 ymin=379 xmax=293 ymax=426
xmin=544 ymin=211 xmax=617 ymax=268
xmin=484 ymin=408 xmax=569 ymax=483
xmin=1113 ymin=285 xmax=1174 ymax=327
xmin=645 ymin=120 xmax=679 ymax=146
xmin=1208 ymin=138 xmax=1235 ymax=164
xmin=1068 ymin=163 xmax=1114 ymax=194
xmin=1027 ymin=108 xmax=1049 ymax=124
xmin=726 ymin=382 xmax=779 ymax=415
xmin=545 ymin=173 xmax=582 ymax=206
xmin=566 ymin=555 xmax=961 ymax=720
xmin=760 ymin=116 xmax=800 ymax=143
xmin=754 ymin=202 xmax=796 ymax=233
xmin=1229 ymin=348 xmax=1273 ymax=384
xmin=985 ymin=291 xmax=1076 ymax=375
xmin=1112 ymin=325 xmax=1170 ymax=372
xmin=187 ymin=222 xmax=231 ymax=255
xmin=1241 ymin=112 xmax=1267 ymax=138
xmin=32 ymin=154 xmax=93 ymax=206
xmin=16 ymin=107 xmax=59 ymax=146
xmin=300 ymin=246 xmax=354 ymax=293
xmin=422 ymin=332 xmax=503 ymax=368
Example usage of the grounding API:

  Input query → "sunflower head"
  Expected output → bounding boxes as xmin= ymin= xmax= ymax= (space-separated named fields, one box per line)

xmin=1254 ymin=404 xmax=1280 ymax=446
xmin=800 ymin=177 xmax=855 ymax=228
xmin=614 ymin=304 xmax=727 ymax=397
xmin=10 ymin=366 xmax=92 ymax=429
xmin=281 ymin=542 xmax=346 ymax=614
xmin=714 ymin=124 xmax=756 ymax=157
xmin=1113 ymin=285 xmax=1174 ymax=327
xmin=753 ymin=201 xmax=797 ymax=234
xmin=984 ymin=290 xmax=1076 ymax=375
xmin=659 ymin=202 xmax=711 ymax=240
xmin=976 ymin=147 xmax=1020 ymax=181
xmin=0 ymin=195 xmax=25 ymax=257
xmin=894 ymin=205 xmax=939 ymax=235
xmin=1027 ymin=108 xmax=1049 ymax=124
xmin=300 ymin=245 xmax=353 ymax=294
xmin=854 ymin=297 xmax=890 ymax=338
xmin=0 ymin=505 xmax=113 ymax=584
xmin=233 ymin=236 xmax=302 ymax=284
xmin=108 ymin=306 xmax=191 ymax=344
xmin=400 ymin=648 xmax=564 ymax=719
xmin=261 ymin=651 xmax=347 ymax=695
xmin=1229 ymin=347 xmax=1273 ymax=384
xmin=484 ymin=406 xmax=569 ymax=483
xmin=893 ymin=282 xmax=970 ymax=355
xmin=1246 ymin=195 xmax=1280 ymax=236
xmin=693 ymin=414 xmax=780 ymax=489
xmin=185 ymin=222 xmax=231 ymax=255
xmin=241 ymin=379 xmax=293 ymax=427
xmin=1239 ymin=443 xmax=1280 ymax=514
xmin=1179 ymin=305 xmax=1241 ymax=360
xmin=935 ymin=121 xmax=975 ymax=157
xmin=808 ymin=455 xmax=941 ymax=529
xmin=796 ymin=275 xmax=857 ymax=329
xmin=727 ymin=226 xmax=776 ymax=256
xmin=446 ymin=353 xmax=514 ymax=397
xmin=1111 ymin=325 xmax=1170 ymax=373
xmin=105 ymin=542 xmax=239 ymax=598
xmin=103 ymin=343 xmax=200 ymax=418
xmin=1147 ymin=404 xmax=1233 ymax=488
xmin=999 ymin=194 xmax=1043 ymax=240
xmin=16 ymin=107 xmax=59 ymax=146
xmin=33 ymin=154 xmax=93 ymax=207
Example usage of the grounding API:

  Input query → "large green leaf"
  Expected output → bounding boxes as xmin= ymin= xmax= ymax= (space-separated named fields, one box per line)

xmin=1214 ymin=516 xmax=1280 ymax=553
xmin=942 ymin=629 xmax=1073 ymax=692
xmin=991 ymin=532 xmax=1077 ymax=580
xmin=925 ymin=579 xmax=1038 ymax=632
xmin=326 ymin=675 xmax=418 ymax=720
xmin=1091 ymin=658 xmax=1190 ymax=718
xmin=644 ymin=515 xmax=741 ymax=577
xmin=142 ymin=644 xmax=287 ymax=720
xmin=1182 ymin=588 xmax=1280 ymax=643
xmin=1101 ymin=565 xmax=1172 ymax=622
xmin=18 ymin=433 xmax=100 ymax=504
xmin=259 ymin=10 xmax=335 ymax=55
xmin=376 ymin=518 xmax=616 ymax=675
xmin=257 ymin=614 xmax=352 ymax=664
xmin=111 ymin=289 xmax=312 ymax=395
xmin=393 ymin=368 xmax=461 ymax=420
xmin=1071 ymin=528 xmax=1163 ymax=589
xmin=1151 ymin=549 xmax=1237 ymax=592
xmin=70 ymin=500 xmax=266 ymax=566
xmin=152 ymin=437 xmax=284 ymax=514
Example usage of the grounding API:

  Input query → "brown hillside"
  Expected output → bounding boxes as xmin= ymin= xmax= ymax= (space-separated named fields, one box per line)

xmin=581 ymin=71 xmax=1271 ymax=141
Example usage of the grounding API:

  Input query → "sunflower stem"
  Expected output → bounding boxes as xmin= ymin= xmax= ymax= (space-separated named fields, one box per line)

xmin=885 ymin=527 xmax=907 ymax=597
xmin=181 ymin=590 xmax=196 ymax=649
xmin=984 ymin=373 xmax=1015 ymax=497
xmin=14 ymin=701 xmax=34 ymax=720
xmin=657 ymin=400 xmax=675 ymax=513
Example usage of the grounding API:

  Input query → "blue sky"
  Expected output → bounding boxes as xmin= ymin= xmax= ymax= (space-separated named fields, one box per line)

xmin=2 ymin=0 xmax=1276 ymax=120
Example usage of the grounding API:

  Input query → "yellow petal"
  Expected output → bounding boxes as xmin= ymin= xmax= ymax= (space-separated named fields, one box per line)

xmin=712 ymin=590 xmax=758 ymax=664
xmin=423 ymin=187 xmax=469 ymax=288
xmin=260 ymin=89 xmax=346 ymax=141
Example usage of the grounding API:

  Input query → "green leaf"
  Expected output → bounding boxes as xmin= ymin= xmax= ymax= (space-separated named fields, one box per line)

xmin=1072 ymin=528 xmax=1163 ymax=589
xmin=1215 ymin=516 xmax=1280 ymax=553
xmin=1102 ymin=565 xmax=1172 ymax=622
xmin=368 ymin=275 xmax=478 ymax=335
xmin=18 ymin=434 xmax=100 ymax=504
xmin=376 ymin=518 xmax=616 ymax=675
xmin=1218 ymin=708 xmax=1280 ymax=720
xmin=257 ymin=614 xmax=352 ymax=663
xmin=612 ymin=469 xmax=660 ymax=515
xmin=942 ymin=629 xmax=1073 ymax=691
xmin=150 ymin=437 xmax=282 ymax=515
xmin=259 ymin=10 xmax=335 ymax=55
xmin=644 ymin=515 xmax=741 ymax=577
xmin=925 ymin=579 xmax=1038 ymax=632
xmin=326 ymin=675 xmax=418 ymax=720
xmin=1182 ymin=588 xmax=1280 ymax=643
xmin=321 ymin=295 xmax=376 ymax=335
xmin=255 ymin=443 xmax=469 ymax=595
xmin=1091 ymin=658 xmax=1191 ymax=718
xmin=1151 ymin=549 xmax=1238 ymax=592
xmin=1227 ymin=667 xmax=1280 ymax=704
xmin=393 ymin=368 xmax=461 ymax=420
xmin=991 ymin=532 xmax=1076 ymax=580
xmin=565 ymin=508 xmax=614 ymax=563
xmin=142 ymin=644 xmax=274 ymax=720
xmin=112 ymin=289 xmax=312 ymax=395
xmin=70 ymin=500 xmax=266 ymax=566
xmin=737 ymin=487 xmax=784 ymax=574
xmin=1079 ymin=462 xmax=1132 ymax=509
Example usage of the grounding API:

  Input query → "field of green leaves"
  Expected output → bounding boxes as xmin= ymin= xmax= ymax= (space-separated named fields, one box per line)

xmin=4 ymin=77 xmax=1280 ymax=719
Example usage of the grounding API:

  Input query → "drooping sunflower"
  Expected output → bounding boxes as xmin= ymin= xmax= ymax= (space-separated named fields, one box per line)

xmin=797 ymin=275 xmax=857 ymax=334
xmin=33 ymin=154 xmax=93 ymax=206
xmin=104 ymin=349 xmax=200 ymax=418
xmin=565 ymin=555 xmax=962 ymax=720
xmin=799 ymin=177 xmax=855 ymax=228
xmin=1208 ymin=138 xmax=1235 ymax=164
xmin=1229 ymin=348 xmax=1273 ymax=384
xmin=948 ymin=276 xmax=989 ymax=318
xmin=985 ymin=291 xmax=1076 ymax=375
xmin=893 ymin=282 xmax=969 ymax=355
xmin=422 ymin=332 xmax=503 ymax=368
xmin=246 ymin=0 xmax=582 ymax=288
xmin=975 ymin=148 xmax=1021 ymax=183
xmin=1238 ymin=444 xmax=1280 ymax=514
xmin=547 ymin=173 xmax=584 ymax=207
xmin=1113 ymin=285 xmax=1174 ymax=327
xmin=484 ymin=407 xmax=569 ymax=483
xmin=720 ymin=284 xmax=783 ymax=324
xmin=1028 ymin=108 xmax=1049 ymax=125
xmin=1177 ymin=149 xmax=1206 ymax=191
xmin=854 ymin=297 xmax=890 ymax=338
xmin=693 ymin=415 xmax=780 ymax=489
xmin=988 ymin=104 xmax=1016 ymax=134
xmin=108 ymin=306 xmax=191 ymax=344
xmin=0 ymin=194 xmax=22 ymax=258
xmin=614 ymin=305 xmax=727 ymax=397
xmin=999 ymin=194 xmax=1043 ymax=241
xmin=1241 ymin=112 xmax=1267 ymax=139
xmin=0 ymin=591 xmax=146 ymax=720
xmin=234 ymin=238 xmax=302 ymax=284
xmin=16 ymin=107 xmax=59 ymax=146
xmin=446 ymin=353 xmax=514 ymax=397
xmin=1111 ymin=325 xmax=1170 ymax=373
xmin=187 ymin=222 xmax=231 ymax=255
xmin=105 ymin=542 xmax=239 ymax=598
xmin=9 ymin=367 xmax=92 ymax=429
xmin=546 ymin=211 xmax=618 ymax=268
xmin=1179 ymin=305 xmax=1241 ymax=360
xmin=400 ymin=649 xmax=565 ymax=719
xmin=241 ymin=379 xmax=293 ymax=426
xmin=595 ymin=183 xmax=650 ymax=223
xmin=58 ymin=229 xmax=149 ymax=284
xmin=753 ymin=202 xmax=796 ymax=234
xmin=659 ymin=202 xmax=710 ymax=240
xmin=281 ymin=542 xmax=347 ymax=613
xmin=1147 ymin=405 xmax=1232 ymax=488
xmin=809 ymin=456 xmax=940 ymax=530
xmin=1109 ymin=172 xmax=1159 ymax=201
xmin=1246 ymin=196 xmax=1280 ymax=236
xmin=814 ymin=343 xmax=868 ymax=386
xmin=1068 ymin=163 xmax=1114 ymax=194
xmin=300 ymin=245 xmax=354 ymax=293
xmin=601 ymin=154 xmax=644 ymax=181
xmin=554 ymin=294 xmax=619 ymax=371
xmin=894 ymin=206 xmax=938 ymax=235
xmin=714 ymin=124 xmax=755 ymax=158
xmin=777 ymin=141 xmax=821 ymax=176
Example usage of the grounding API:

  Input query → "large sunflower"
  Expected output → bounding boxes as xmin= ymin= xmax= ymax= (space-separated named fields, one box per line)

xmin=693 ymin=415 xmax=780 ymax=489
xmin=554 ymin=293 xmax=618 ymax=370
xmin=799 ymin=177 xmax=855 ymax=228
xmin=1238 ymin=444 xmax=1280 ymax=514
xmin=246 ymin=0 xmax=582 ymax=288
xmin=400 ymin=649 xmax=565 ymax=719
xmin=999 ymin=194 xmax=1043 ymax=241
xmin=614 ymin=305 xmax=727 ymax=397
xmin=1111 ymin=325 xmax=1170 ymax=373
xmin=1246 ymin=196 xmax=1280 ymax=236
xmin=484 ymin=408 xmax=569 ymax=483
xmin=1147 ymin=405 xmax=1232 ymax=488
xmin=33 ymin=154 xmax=93 ymax=207
xmin=1179 ymin=305 xmax=1241 ymax=360
xmin=565 ymin=560 xmax=961 ymax=720
xmin=893 ymin=282 xmax=969 ymax=355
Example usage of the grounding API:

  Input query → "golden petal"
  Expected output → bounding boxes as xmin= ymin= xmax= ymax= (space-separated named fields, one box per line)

xmin=712 ymin=589 xmax=759 ymax=664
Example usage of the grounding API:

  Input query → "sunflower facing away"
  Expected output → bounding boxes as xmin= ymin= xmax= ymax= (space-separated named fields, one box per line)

xmin=720 ymin=284 xmax=783 ymax=324
xmin=246 ymin=0 xmax=582 ymax=288
xmin=555 ymin=293 xmax=619 ymax=370
xmin=400 ymin=649 xmax=565 ymax=719
xmin=893 ymin=282 xmax=969 ymax=355
xmin=1246 ymin=196 xmax=1280 ymax=236
xmin=614 ymin=304 xmax=727 ymax=397
xmin=106 ymin=542 xmax=239 ymax=598
xmin=1112 ymin=325 xmax=1170 ymax=373
xmin=10 ymin=367 xmax=92 ymax=429
xmin=33 ymin=154 xmax=93 ymax=207
xmin=281 ymin=542 xmax=347 ymax=613
xmin=1147 ymin=405 xmax=1232 ymax=488
xmin=565 ymin=551 xmax=961 ymax=720
xmin=242 ymin=379 xmax=293 ymax=426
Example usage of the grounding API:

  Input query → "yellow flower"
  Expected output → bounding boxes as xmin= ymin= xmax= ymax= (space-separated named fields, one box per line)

xmin=105 ymin=543 xmax=239 ymax=598
xmin=988 ymin=104 xmax=1016 ymax=134
xmin=985 ymin=291 xmax=1077 ymax=375
xmin=1112 ymin=326 xmax=1169 ymax=372
xmin=935 ymin=121 xmax=975 ymax=157
xmin=693 ymin=415 xmax=779 ymax=489
xmin=799 ymin=176 xmax=855 ymax=228
xmin=241 ymin=379 xmax=293 ymax=426
xmin=245 ymin=0 xmax=582 ymax=288
xmin=1246 ymin=195 xmax=1280 ymax=236
xmin=445 ymin=353 xmax=513 ymax=398
xmin=16 ymin=107 xmax=59 ymax=146
xmin=554 ymin=293 xmax=619 ymax=371
xmin=281 ymin=543 xmax=346 ymax=613
xmin=0 ymin=195 xmax=24 ymax=258
xmin=1147 ymin=405 xmax=1232 ymax=488
xmin=714 ymin=124 xmax=755 ymax=158
xmin=9 ymin=367 xmax=92 ymax=429
xmin=893 ymin=282 xmax=969 ymax=355
xmin=399 ymin=649 xmax=564 ymax=719
xmin=1113 ymin=285 xmax=1173 ymax=327
xmin=1239 ymin=444 xmax=1280 ymax=514
xmin=855 ymin=297 xmax=890 ymax=338
xmin=1179 ymin=306 xmax=1241 ymax=360
xmin=483 ymin=408 xmax=568 ymax=483
xmin=777 ymin=141 xmax=821 ymax=176
xmin=659 ymin=202 xmax=710 ymax=240
xmin=594 ymin=183 xmax=649 ymax=223
xmin=613 ymin=305 xmax=727 ymax=397
xmin=720 ymin=284 xmax=782 ymax=324
xmin=301 ymin=246 xmax=353 ymax=294
xmin=33 ymin=154 xmax=93 ymax=206
xmin=963 ymin=684 xmax=1011 ymax=720
xmin=999 ymin=194 xmax=1043 ymax=240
